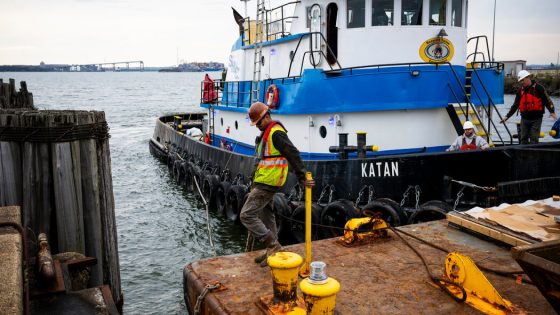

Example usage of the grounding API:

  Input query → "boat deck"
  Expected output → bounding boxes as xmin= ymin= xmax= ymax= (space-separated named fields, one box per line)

xmin=184 ymin=220 xmax=554 ymax=314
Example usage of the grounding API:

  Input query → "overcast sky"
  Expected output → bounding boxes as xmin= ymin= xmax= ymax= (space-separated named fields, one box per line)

xmin=0 ymin=0 xmax=558 ymax=66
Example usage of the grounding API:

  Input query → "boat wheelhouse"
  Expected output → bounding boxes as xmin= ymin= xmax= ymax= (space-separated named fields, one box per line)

xmin=201 ymin=0 xmax=508 ymax=159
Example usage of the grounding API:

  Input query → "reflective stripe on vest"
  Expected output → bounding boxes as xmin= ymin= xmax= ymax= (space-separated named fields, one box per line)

xmin=254 ymin=123 xmax=289 ymax=187
xmin=519 ymin=84 xmax=543 ymax=113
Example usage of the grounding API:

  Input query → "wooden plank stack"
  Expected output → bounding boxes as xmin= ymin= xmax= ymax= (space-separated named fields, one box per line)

xmin=0 ymin=79 xmax=35 ymax=109
xmin=0 ymin=109 xmax=121 ymax=308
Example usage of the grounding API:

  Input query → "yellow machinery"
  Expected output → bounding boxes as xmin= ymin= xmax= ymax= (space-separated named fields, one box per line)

xmin=259 ymin=252 xmax=306 ymax=314
xmin=337 ymin=217 xmax=389 ymax=246
xmin=299 ymin=261 xmax=340 ymax=315
xmin=441 ymin=252 xmax=513 ymax=315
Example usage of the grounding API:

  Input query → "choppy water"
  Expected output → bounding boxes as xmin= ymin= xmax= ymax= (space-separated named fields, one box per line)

xmin=1 ymin=72 xmax=558 ymax=314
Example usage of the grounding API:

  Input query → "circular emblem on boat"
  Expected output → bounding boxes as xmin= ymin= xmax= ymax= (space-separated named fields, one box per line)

xmin=419 ymin=37 xmax=454 ymax=63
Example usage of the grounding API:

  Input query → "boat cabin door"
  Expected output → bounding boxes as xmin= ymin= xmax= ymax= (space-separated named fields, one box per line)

xmin=326 ymin=3 xmax=338 ymax=65
xmin=309 ymin=4 xmax=322 ymax=66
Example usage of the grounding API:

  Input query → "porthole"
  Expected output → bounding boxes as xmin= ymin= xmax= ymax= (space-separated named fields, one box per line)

xmin=220 ymin=117 xmax=223 ymax=126
xmin=261 ymin=56 xmax=265 ymax=66
xmin=319 ymin=126 xmax=327 ymax=138
xmin=235 ymin=121 xmax=239 ymax=130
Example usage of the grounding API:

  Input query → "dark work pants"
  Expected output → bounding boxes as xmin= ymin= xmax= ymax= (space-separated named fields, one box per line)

xmin=520 ymin=117 xmax=542 ymax=144
xmin=239 ymin=187 xmax=277 ymax=242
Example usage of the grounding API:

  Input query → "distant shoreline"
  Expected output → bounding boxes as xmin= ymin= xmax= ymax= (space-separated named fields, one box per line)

xmin=505 ymin=73 xmax=560 ymax=97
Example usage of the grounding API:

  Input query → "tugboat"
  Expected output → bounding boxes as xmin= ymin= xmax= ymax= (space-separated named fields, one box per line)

xmin=150 ymin=0 xmax=560 ymax=237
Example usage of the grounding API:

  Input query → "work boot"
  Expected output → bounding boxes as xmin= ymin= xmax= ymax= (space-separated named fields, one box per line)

xmin=254 ymin=251 xmax=267 ymax=264
xmin=259 ymin=240 xmax=282 ymax=267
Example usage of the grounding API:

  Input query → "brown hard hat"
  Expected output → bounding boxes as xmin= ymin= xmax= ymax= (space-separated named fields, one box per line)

xmin=248 ymin=102 xmax=269 ymax=126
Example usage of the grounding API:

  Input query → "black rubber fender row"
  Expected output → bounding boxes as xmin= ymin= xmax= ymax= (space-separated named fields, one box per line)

xmin=165 ymin=151 xmax=453 ymax=244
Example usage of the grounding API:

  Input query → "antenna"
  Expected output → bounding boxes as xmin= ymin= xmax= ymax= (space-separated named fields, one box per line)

xmin=491 ymin=0 xmax=497 ymax=62
xmin=240 ymin=0 xmax=250 ymax=18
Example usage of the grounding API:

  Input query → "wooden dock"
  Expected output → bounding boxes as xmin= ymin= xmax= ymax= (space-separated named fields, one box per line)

xmin=184 ymin=220 xmax=554 ymax=314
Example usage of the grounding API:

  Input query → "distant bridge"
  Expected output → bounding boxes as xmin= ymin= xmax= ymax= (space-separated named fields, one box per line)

xmin=72 ymin=61 xmax=144 ymax=71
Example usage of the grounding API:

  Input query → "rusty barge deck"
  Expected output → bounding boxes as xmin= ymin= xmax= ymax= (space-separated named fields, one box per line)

xmin=183 ymin=220 xmax=554 ymax=314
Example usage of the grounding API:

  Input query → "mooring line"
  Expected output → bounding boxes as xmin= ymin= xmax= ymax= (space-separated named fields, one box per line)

xmin=193 ymin=175 xmax=217 ymax=256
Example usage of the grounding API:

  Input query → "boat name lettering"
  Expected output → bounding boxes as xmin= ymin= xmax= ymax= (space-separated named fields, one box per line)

xmin=361 ymin=162 xmax=399 ymax=178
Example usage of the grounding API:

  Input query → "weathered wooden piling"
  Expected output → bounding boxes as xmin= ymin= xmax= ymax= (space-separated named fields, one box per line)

xmin=0 ymin=79 xmax=35 ymax=109
xmin=0 ymin=108 xmax=121 ymax=308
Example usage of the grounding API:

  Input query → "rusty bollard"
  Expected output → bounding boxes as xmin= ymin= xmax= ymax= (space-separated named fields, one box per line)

xmin=37 ymin=233 xmax=55 ymax=281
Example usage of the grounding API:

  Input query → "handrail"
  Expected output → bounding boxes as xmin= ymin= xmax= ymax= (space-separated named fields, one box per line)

xmin=242 ymin=1 xmax=300 ymax=43
xmin=467 ymin=35 xmax=492 ymax=63
xmin=287 ymin=32 xmax=342 ymax=77
xmin=468 ymin=63 xmax=513 ymax=144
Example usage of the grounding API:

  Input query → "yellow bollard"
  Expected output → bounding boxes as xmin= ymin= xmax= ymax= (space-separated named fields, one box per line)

xmin=299 ymin=172 xmax=313 ymax=278
xmin=540 ymin=131 xmax=545 ymax=138
xmin=259 ymin=252 xmax=306 ymax=314
xmin=299 ymin=261 xmax=341 ymax=315
xmin=551 ymin=130 xmax=557 ymax=137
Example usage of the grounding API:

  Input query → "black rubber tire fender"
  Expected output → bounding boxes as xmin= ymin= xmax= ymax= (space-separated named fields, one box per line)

xmin=225 ymin=185 xmax=247 ymax=223
xmin=361 ymin=200 xmax=403 ymax=227
xmin=375 ymin=198 xmax=409 ymax=224
xmin=184 ymin=162 xmax=196 ymax=190
xmin=319 ymin=199 xmax=361 ymax=239
xmin=272 ymin=193 xmax=293 ymax=243
xmin=202 ymin=174 xmax=220 ymax=209
xmin=178 ymin=162 xmax=189 ymax=186
xmin=215 ymin=181 xmax=231 ymax=215
xmin=167 ymin=154 xmax=175 ymax=173
xmin=419 ymin=200 xmax=453 ymax=212
xmin=290 ymin=204 xmax=322 ymax=243
xmin=408 ymin=204 xmax=449 ymax=225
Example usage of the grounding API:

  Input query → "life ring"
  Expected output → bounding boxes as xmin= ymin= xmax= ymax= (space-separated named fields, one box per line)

xmin=266 ymin=84 xmax=279 ymax=109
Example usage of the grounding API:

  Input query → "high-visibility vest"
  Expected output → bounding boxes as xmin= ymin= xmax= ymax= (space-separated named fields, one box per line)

xmin=519 ymin=84 xmax=543 ymax=113
xmin=254 ymin=121 xmax=289 ymax=187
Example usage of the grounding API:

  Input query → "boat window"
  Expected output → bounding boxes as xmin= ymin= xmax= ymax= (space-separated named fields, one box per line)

xmin=451 ymin=0 xmax=462 ymax=27
xmin=429 ymin=0 xmax=446 ymax=26
xmin=347 ymin=0 xmax=365 ymax=28
xmin=401 ymin=0 xmax=422 ymax=25
xmin=319 ymin=126 xmax=327 ymax=138
xmin=372 ymin=0 xmax=393 ymax=26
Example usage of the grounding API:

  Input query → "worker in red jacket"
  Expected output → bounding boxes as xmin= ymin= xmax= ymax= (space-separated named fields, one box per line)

xmin=500 ymin=70 xmax=557 ymax=144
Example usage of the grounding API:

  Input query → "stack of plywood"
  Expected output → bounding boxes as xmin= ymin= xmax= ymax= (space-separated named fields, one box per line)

xmin=447 ymin=197 xmax=560 ymax=246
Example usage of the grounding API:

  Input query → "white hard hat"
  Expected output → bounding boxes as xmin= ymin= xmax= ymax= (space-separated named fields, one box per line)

xmin=517 ymin=70 xmax=531 ymax=82
xmin=463 ymin=121 xmax=474 ymax=130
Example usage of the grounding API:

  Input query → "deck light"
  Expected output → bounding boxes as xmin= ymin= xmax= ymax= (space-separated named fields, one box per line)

xmin=334 ymin=114 xmax=342 ymax=126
